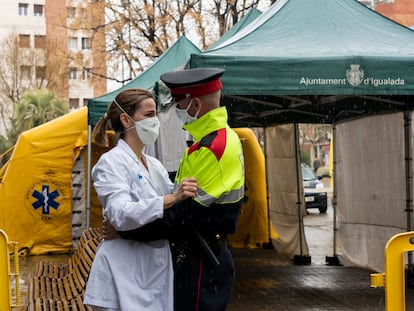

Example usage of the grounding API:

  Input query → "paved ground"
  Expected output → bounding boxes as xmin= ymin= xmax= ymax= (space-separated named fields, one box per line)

xmin=228 ymin=248 xmax=389 ymax=311
xmin=11 ymin=244 xmax=414 ymax=311
xmin=11 ymin=217 xmax=410 ymax=309
xmin=226 ymin=179 xmax=414 ymax=311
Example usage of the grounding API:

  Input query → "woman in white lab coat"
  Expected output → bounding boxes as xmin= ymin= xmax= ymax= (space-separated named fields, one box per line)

xmin=83 ymin=88 xmax=197 ymax=311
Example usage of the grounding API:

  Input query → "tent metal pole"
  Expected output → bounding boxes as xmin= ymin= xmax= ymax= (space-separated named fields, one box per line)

xmin=404 ymin=111 xmax=413 ymax=282
xmin=295 ymin=124 xmax=303 ymax=255
xmin=332 ymin=125 xmax=338 ymax=256
xmin=293 ymin=123 xmax=311 ymax=265
xmin=326 ymin=123 xmax=341 ymax=266
xmin=86 ymin=124 xmax=92 ymax=229
xmin=263 ymin=127 xmax=273 ymax=249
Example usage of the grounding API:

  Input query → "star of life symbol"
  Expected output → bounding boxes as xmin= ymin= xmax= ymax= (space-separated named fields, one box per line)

xmin=32 ymin=185 xmax=60 ymax=214
xmin=346 ymin=64 xmax=364 ymax=86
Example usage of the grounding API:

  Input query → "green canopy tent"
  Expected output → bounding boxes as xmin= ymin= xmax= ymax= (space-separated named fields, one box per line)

xmin=87 ymin=36 xmax=200 ymax=126
xmin=191 ymin=0 xmax=414 ymax=126
xmin=189 ymin=0 xmax=414 ymax=270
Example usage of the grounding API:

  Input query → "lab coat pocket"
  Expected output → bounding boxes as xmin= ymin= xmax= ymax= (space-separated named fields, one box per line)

xmin=134 ymin=241 xmax=171 ymax=289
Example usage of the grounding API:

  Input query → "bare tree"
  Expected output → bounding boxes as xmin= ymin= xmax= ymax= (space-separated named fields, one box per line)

xmin=211 ymin=0 xmax=263 ymax=38
xmin=69 ymin=0 xmax=271 ymax=86
xmin=300 ymin=124 xmax=332 ymax=145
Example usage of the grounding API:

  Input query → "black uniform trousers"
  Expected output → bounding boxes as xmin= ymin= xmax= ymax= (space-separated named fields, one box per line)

xmin=171 ymin=236 xmax=235 ymax=311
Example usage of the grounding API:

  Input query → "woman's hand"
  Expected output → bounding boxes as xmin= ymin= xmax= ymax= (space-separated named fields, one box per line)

xmin=175 ymin=177 xmax=198 ymax=201
xmin=102 ymin=216 xmax=120 ymax=240
xmin=163 ymin=178 xmax=198 ymax=209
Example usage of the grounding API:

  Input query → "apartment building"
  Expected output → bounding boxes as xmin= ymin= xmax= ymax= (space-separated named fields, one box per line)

xmin=374 ymin=0 xmax=414 ymax=27
xmin=0 ymin=0 xmax=107 ymax=111
xmin=358 ymin=0 xmax=393 ymax=8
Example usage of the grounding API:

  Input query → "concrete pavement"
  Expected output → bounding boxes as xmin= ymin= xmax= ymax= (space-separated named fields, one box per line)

xmin=228 ymin=247 xmax=393 ymax=311
xmin=13 ymin=245 xmax=414 ymax=310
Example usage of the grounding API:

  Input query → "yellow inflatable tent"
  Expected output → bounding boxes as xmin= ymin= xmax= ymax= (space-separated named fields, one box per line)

xmin=229 ymin=128 xmax=278 ymax=248
xmin=0 ymin=107 xmax=104 ymax=254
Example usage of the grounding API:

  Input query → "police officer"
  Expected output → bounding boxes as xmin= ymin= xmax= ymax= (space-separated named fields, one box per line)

xmin=118 ymin=68 xmax=245 ymax=311
xmin=162 ymin=68 xmax=245 ymax=311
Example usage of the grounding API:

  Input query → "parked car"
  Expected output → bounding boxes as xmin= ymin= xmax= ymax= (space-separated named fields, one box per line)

xmin=301 ymin=163 xmax=328 ymax=213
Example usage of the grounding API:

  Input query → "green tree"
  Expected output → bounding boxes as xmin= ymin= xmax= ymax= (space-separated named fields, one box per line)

xmin=0 ymin=89 xmax=68 ymax=156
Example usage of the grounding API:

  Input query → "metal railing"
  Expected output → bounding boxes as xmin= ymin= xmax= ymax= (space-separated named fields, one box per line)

xmin=0 ymin=229 xmax=21 ymax=310
xmin=371 ymin=231 xmax=414 ymax=311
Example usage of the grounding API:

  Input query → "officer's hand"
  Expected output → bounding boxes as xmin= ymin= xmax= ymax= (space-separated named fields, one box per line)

xmin=102 ymin=216 xmax=120 ymax=240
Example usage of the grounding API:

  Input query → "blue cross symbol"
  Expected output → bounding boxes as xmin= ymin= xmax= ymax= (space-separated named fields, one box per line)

xmin=32 ymin=185 xmax=60 ymax=214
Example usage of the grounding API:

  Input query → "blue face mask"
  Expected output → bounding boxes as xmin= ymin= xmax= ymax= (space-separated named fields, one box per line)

xmin=175 ymin=99 xmax=200 ymax=124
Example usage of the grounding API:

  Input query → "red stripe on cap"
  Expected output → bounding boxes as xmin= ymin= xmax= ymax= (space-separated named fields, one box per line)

xmin=170 ymin=78 xmax=222 ymax=97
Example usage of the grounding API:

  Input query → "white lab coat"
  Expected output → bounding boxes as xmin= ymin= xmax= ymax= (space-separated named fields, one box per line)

xmin=83 ymin=139 xmax=174 ymax=311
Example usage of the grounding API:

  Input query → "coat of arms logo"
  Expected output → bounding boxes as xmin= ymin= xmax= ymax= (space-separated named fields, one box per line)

xmin=346 ymin=64 xmax=364 ymax=87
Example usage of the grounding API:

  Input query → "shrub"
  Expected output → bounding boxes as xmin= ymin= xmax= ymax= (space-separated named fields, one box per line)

xmin=316 ymin=166 xmax=330 ymax=178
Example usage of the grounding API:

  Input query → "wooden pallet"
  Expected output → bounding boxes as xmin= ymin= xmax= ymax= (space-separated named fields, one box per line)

xmin=27 ymin=228 xmax=102 ymax=310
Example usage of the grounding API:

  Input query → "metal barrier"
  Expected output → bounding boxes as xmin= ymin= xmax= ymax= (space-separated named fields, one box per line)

xmin=0 ymin=229 xmax=12 ymax=310
xmin=0 ymin=229 xmax=21 ymax=311
xmin=371 ymin=231 xmax=414 ymax=311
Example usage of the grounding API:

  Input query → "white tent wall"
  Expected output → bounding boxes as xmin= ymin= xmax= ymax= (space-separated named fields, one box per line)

xmin=265 ymin=124 xmax=309 ymax=257
xmin=336 ymin=112 xmax=408 ymax=272
xmin=154 ymin=105 xmax=188 ymax=173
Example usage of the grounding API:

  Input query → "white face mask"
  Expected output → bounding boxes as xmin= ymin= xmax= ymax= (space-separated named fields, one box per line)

xmin=133 ymin=116 xmax=160 ymax=145
xmin=112 ymin=98 xmax=160 ymax=144
xmin=175 ymin=99 xmax=200 ymax=124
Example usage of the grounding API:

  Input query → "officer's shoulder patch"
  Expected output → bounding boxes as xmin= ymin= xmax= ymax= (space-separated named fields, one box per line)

xmin=188 ymin=128 xmax=227 ymax=160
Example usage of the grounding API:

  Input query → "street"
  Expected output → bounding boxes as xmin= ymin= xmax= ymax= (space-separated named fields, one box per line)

xmin=303 ymin=187 xmax=341 ymax=265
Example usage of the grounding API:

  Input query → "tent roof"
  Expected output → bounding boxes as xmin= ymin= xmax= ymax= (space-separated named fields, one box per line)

xmin=88 ymin=36 xmax=200 ymax=125
xmin=190 ymin=0 xmax=414 ymax=126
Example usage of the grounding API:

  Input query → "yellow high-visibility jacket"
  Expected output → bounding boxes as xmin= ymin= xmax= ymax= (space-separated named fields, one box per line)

xmin=173 ymin=107 xmax=245 ymax=236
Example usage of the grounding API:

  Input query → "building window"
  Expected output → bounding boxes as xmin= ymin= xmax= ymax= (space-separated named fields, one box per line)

xmin=21 ymin=66 xmax=31 ymax=79
xmin=19 ymin=34 xmax=31 ymax=48
xmin=34 ymin=4 xmax=44 ymax=17
xmin=69 ymin=68 xmax=77 ymax=80
xmin=68 ymin=37 xmax=77 ymax=50
xmin=81 ymin=37 xmax=91 ymax=50
xmin=34 ymin=35 xmax=46 ymax=49
xmin=35 ymin=66 xmax=46 ymax=79
xmin=83 ymin=98 xmax=89 ymax=106
xmin=19 ymin=3 xmax=29 ymax=16
xmin=70 ymin=98 xmax=79 ymax=109
xmin=67 ymin=7 xmax=76 ymax=18
xmin=82 ymin=69 xmax=91 ymax=80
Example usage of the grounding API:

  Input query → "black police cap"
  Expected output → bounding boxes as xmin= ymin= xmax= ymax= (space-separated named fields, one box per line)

xmin=160 ymin=68 xmax=225 ymax=90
